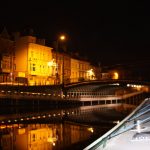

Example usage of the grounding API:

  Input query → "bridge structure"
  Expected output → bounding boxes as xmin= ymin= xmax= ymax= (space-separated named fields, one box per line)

xmin=64 ymin=80 xmax=148 ymax=106
xmin=0 ymin=79 xmax=149 ymax=106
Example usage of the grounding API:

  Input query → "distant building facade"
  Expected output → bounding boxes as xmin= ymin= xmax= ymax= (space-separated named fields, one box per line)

xmin=52 ymin=50 xmax=71 ymax=84
xmin=78 ymin=60 xmax=91 ymax=81
xmin=0 ymin=29 xmax=14 ymax=84
xmin=0 ymin=29 xmax=101 ymax=85
xmin=14 ymin=35 xmax=54 ymax=85
xmin=70 ymin=58 xmax=79 ymax=83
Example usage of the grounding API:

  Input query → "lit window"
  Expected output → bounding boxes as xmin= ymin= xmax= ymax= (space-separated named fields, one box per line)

xmin=30 ymin=64 xmax=36 ymax=71
xmin=32 ymin=134 xmax=36 ymax=141
xmin=33 ymin=64 xmax=36 ymax=71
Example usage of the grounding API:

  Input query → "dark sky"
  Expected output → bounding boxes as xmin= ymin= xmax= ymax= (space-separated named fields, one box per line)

xmin=0 ymin=0 xmax=150 ymax=66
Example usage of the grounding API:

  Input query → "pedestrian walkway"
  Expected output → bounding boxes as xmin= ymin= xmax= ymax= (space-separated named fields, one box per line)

xmin=84 ymin=98 xmax=150 ymax=150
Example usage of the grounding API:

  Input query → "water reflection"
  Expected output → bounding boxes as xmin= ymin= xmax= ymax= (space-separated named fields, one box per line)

xmin=0 ymin=122 xmax=95 ymax=150
xmin=0 ymin=104 xmax=134 ymax=150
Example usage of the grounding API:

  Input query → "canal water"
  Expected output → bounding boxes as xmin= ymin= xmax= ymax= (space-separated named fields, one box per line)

xmin=0 ymin=104 xmax=134 ymax=150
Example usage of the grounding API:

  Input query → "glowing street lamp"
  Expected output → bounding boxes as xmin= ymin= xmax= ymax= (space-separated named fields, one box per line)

xmin=59 ymin=35 xmax=65 ymax=41
xmin=55 ymin=34 xmax=66 ymax=85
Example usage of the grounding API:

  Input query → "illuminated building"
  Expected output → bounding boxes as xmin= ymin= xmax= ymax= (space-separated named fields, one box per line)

xmin=70 ymin=58 xmax=79 ymax=83
xmin=52 ymin=50 xmax=71 ymax=84
xmin=14 ymin=35 xmax=54 ymax=85
xmin=14 ymin=35 xmax=98 ymax=85
xmin=71 ymin=58 xmax=99 ymax=82
xmin=78 ymin=60 xmax=91 ymax=81
xmin=0 ymin=28 xmax=14 ymax=84
xmin=61 ymin=52 xmax=71 ymax=85
xmin=71 ymin=58 xmax=97 ymax=83
xmin=0 ymin=29 xmax=101 ymax=85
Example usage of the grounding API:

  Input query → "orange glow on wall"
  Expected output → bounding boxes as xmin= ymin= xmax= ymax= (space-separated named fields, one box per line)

xmin=113 ymin=72 xmax=119 ymax=79
xmin=18 ymin=72 xmax=25 ymax=77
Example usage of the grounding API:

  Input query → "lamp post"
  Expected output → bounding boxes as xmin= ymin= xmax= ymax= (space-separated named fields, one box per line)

xmin=55 ymin=35 xmax=66 ymax=85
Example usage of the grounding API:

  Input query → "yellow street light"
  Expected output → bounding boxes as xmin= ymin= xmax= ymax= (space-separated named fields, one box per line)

xmin=55 ymin=34 xmax=66 ymax=85
xmin=59 ymin=35 xmax=65 ymax=41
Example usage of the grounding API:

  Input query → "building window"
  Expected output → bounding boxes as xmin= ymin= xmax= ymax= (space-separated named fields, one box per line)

xmin=30 ymin=64 xmax=36 ymax=71
xmin=32 ymin=134 xmax=36 ymax=141
xmin=33 ymin=64 xmax=36 ymax=71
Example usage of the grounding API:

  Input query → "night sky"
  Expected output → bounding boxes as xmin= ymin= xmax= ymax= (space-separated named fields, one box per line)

xmin=0 ymin=0 xmax=150 ymax=66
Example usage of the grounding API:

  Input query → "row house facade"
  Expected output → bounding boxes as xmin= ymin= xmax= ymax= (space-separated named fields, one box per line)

xmin=70 ymin=58 xmax=79 ymax=83
xmin=79 ymin=59 xmax=91 ymax=81
xmin=0 ymin=32 xmax=101 ymax=85
xmin=71 ymin=58 xmax=97 ymax=83
xmin=14 ymin=36 xmax=54 ymax=85
xmin=52 ymin=50 xmax=71 ymax=85
xmin=0 ymin=34 xmax=14 ymax=84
